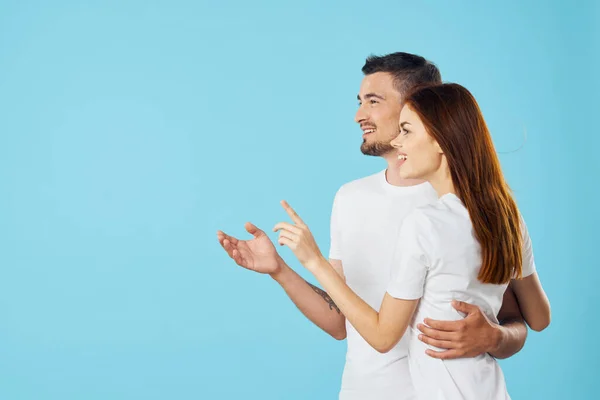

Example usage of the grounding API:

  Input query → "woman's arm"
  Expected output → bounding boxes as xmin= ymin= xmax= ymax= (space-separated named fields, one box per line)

xmin=510 ymin=272 xmax=551 ymax=331
xmin=307 ymin=256 xmax=418 ymax=353
xmin=513 ymin=217 xmax=551 ymax=332
xmin=273 ymin=200 xmax=424 ymax=352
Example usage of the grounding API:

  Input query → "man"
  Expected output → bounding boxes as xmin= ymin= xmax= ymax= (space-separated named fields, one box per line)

xmin=217 ymin=52 xmax=528 ymax=400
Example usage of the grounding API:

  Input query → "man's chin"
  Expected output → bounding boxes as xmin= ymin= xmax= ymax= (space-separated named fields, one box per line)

xmin=360 ymin=141 xmax=394 ymax=156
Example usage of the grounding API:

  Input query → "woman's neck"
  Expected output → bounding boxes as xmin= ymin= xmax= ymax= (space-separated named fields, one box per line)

xmin=384 ymin=156 xmax=426 ymax=187
xmin=428 ymin=166 xmax=456 ymax=198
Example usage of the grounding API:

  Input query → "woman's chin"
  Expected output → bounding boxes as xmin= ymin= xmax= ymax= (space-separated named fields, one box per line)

xmin=398 ymin=169 xmax=413 ymax=180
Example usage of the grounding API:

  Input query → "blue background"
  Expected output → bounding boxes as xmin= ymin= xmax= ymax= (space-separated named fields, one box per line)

xmin=1 ymin=1 xmax=597 ymax=399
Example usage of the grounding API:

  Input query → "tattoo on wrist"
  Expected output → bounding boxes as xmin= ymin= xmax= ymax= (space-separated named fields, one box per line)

xmin=307 ymin=282 xmax=341 ymax=314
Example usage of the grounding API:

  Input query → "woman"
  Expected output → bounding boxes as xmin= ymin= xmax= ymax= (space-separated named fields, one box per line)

xmin=273 ymin=83 xmax=551 ymax=399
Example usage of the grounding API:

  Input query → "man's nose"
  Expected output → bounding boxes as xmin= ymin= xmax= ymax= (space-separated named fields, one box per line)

xmin=355 ymin=106 xmax=367 ymax=124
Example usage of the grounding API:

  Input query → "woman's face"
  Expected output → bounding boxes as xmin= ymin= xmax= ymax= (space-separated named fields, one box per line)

xmin=391 ymin=105 xmax=444 ymax=180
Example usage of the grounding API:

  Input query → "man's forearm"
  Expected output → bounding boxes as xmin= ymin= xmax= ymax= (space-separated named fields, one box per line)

xmin=305 ymin=281 xmax=342 ymax=314
xmin=270 ymin=258 xmax=346 ymax=340
xmin=489 ymin=318 xmax=528 ymax=359
xmin=490 ymin=283 xmax=528 ymax=359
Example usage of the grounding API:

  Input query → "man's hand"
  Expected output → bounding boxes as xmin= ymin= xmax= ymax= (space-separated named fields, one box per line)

xmin=416 ymin=300 xmax=501 ymax=360
xmin=217 ymin=222 xmax=282 ymax=274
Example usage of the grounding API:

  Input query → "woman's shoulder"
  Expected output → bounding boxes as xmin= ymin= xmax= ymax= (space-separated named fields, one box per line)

xmin=405 ymin=198 xmax=470 ymax=242
xmin=400 ymin=206 xmax=440 ymax=241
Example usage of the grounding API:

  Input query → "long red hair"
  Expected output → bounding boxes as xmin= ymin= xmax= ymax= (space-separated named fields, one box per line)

xmin=404 ymin=83 xmax=522 ymax=284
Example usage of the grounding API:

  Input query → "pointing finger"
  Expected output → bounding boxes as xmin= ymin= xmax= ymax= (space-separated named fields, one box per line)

xmin=281 ymin=200 xmax=305 ymax=226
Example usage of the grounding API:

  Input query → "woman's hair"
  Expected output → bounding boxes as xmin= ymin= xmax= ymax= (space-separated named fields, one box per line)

xmin=404 ymin=83 xmax=522 ymax=284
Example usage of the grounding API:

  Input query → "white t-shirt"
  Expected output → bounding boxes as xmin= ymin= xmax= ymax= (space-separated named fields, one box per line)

xmin=387 ymin=193 xmax=536 ymax=400
xmin=329 ymin=170 xmax=438 ymax=400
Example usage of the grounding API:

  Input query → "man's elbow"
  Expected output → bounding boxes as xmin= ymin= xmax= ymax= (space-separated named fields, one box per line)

xmin=329 ymin=324 xmax=347 ymax=340
xmin=332 ymin=330 xmax=347 ymax=340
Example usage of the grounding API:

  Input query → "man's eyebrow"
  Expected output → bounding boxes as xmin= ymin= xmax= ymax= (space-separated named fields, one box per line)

xmin=357 ymin=93 xmax=386 ymax=101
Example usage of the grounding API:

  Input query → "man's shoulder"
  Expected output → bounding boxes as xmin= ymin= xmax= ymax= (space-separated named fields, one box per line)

xmin=335 ymin=170 xmax=383 ymax=198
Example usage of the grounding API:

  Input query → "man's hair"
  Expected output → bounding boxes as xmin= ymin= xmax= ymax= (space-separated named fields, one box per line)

xmin=362 ymin=52 xmax=442 ymax=96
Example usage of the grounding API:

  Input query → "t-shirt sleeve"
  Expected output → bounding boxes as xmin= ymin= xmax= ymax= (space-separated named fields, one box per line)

xmin=387 ymin=211 xmax=432 ymax=300
xmin=519 ymin=214 xmax=537 ymax=278
xmin=328 ymin=189 xmax=343 ymax=260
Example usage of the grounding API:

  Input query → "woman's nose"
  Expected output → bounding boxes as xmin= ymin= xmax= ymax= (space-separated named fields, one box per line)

xmin=390 ymin=135 xmax=402 ymax=148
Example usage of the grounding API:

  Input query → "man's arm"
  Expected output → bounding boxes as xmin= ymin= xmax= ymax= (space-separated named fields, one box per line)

xmin=415 ymin=283 xmax=528 ymax=360
xmin=489 ymin=283 xmax=528 ymax=359
xmin=271 ymin=257 xmax=346 ymax=340
xmin=217 ymin=223 xmax=346 ymax=340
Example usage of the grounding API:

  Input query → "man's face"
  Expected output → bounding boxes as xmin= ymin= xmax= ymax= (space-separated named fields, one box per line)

xmin=355 ymin=72 xmax=403 ymax=157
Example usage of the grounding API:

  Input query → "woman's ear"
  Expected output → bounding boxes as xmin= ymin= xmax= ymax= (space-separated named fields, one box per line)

xmin=433 ymin=140 xmax=444 ymax=154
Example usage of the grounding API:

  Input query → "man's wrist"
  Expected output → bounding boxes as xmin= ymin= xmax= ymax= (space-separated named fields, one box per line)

xmin=269 ymin=256 xmax=290 ymax=282
xmin=488 ymin=323 xmax=505 ymax=355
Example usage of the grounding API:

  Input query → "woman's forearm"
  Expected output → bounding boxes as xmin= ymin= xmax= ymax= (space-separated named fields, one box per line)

xmin=307 ymin=256 xmax=413 ymax=353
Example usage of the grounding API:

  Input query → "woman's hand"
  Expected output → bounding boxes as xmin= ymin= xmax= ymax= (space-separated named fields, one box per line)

xmin=273 ymin=200 xmax=325 ymax=270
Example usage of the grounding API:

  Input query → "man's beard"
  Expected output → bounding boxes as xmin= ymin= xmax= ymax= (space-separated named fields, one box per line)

xmin=361 ymin=139 xmax=394 ymax=156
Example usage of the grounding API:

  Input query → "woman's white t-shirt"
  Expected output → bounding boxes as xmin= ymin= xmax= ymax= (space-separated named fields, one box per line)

xmin=387 ymin=193 xmax=536 ymax=400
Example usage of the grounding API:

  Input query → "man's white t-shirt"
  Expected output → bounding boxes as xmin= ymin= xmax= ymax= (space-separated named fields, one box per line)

xmin=386 ymin=193 xmax=536 ymax=400
xmin=329 ymin=170 xmax=438 ymax=400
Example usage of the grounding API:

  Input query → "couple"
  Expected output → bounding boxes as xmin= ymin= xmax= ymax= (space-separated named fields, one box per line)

xmin=217 ymin=52 xmax=551 ymax=399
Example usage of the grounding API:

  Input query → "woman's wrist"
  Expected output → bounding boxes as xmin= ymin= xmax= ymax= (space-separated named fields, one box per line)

xmin=304 ymin=254 xmax=329 ymax=273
